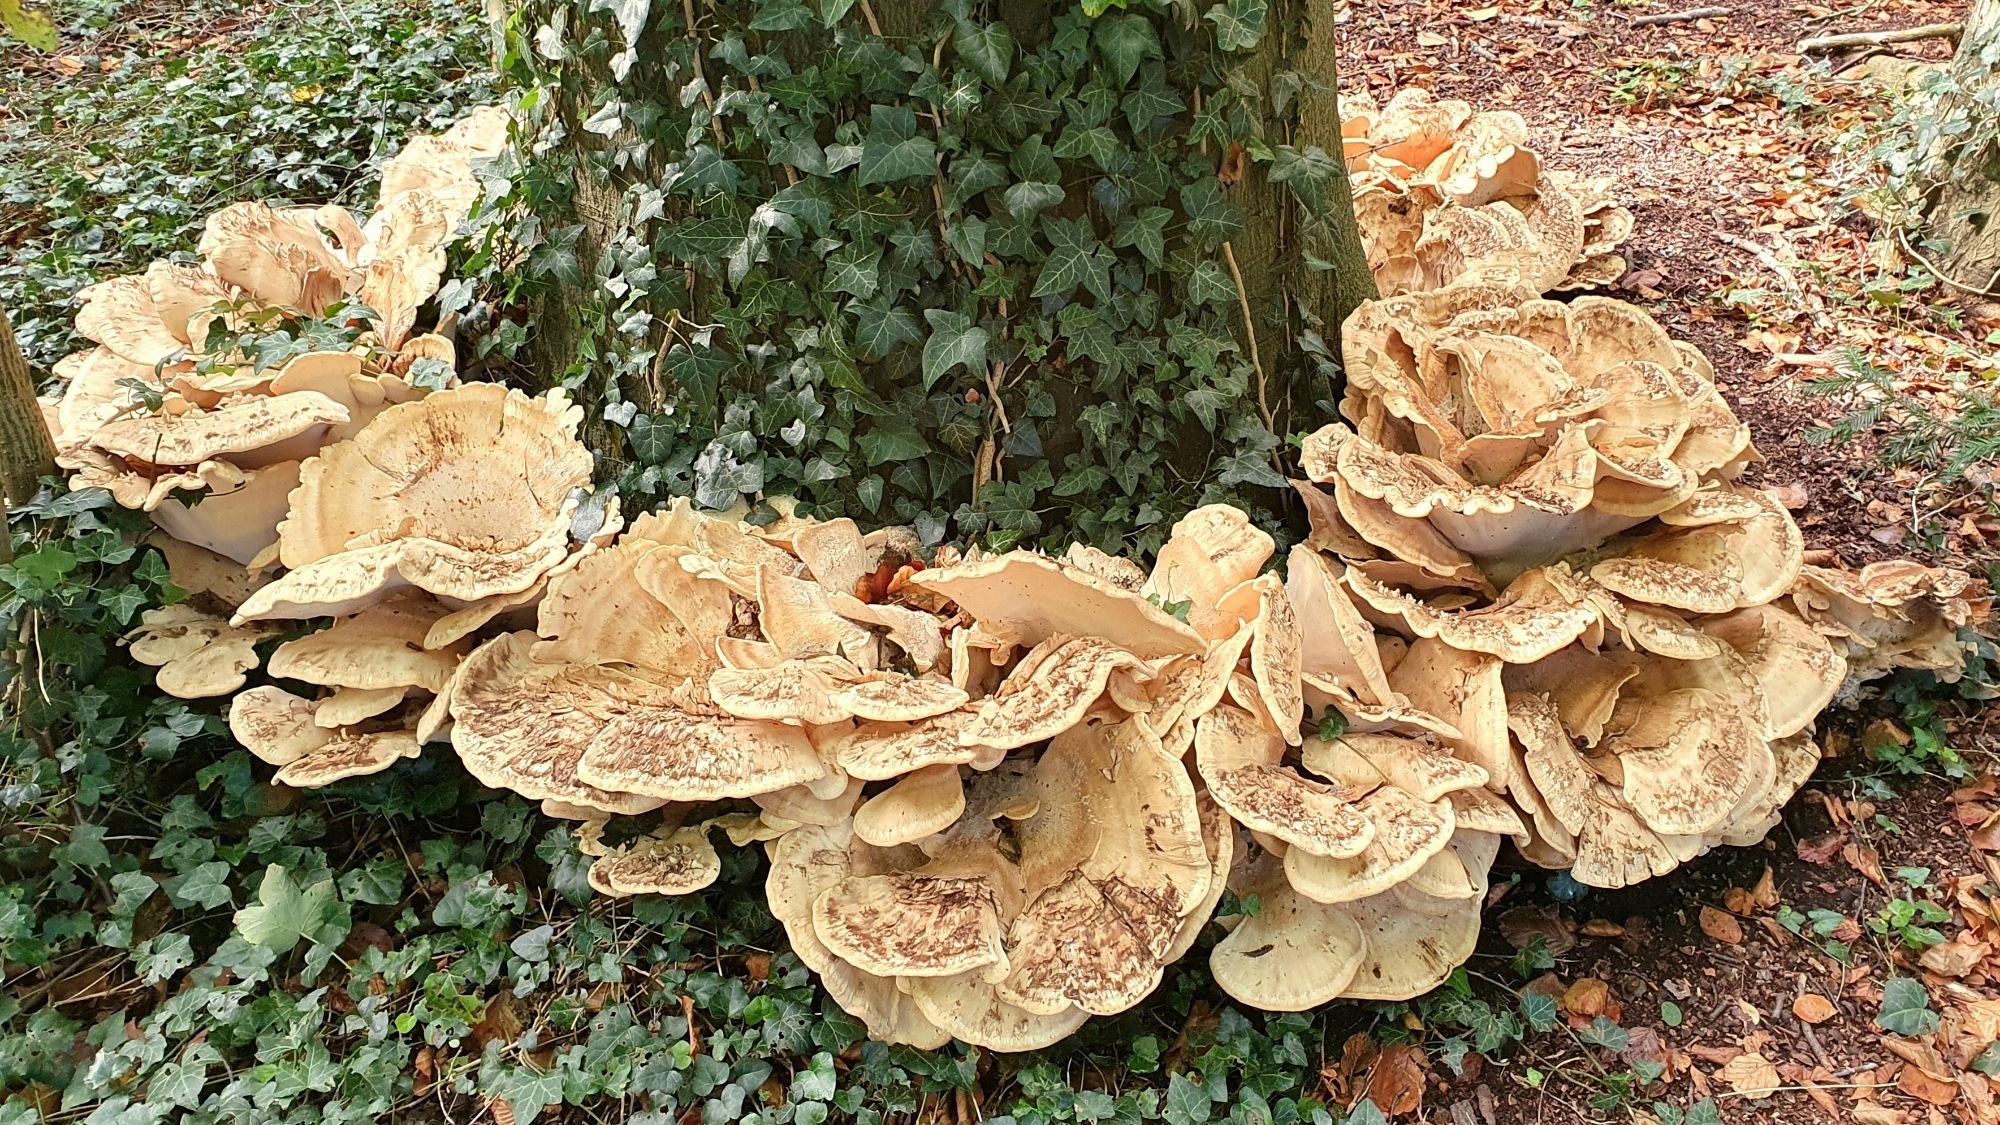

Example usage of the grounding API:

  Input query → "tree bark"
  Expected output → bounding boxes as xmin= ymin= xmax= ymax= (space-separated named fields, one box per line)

xmin=1921 ymin=0 xmax=2000 ymax=294
xmin=0 ymin=305 xmax=55 ymax=515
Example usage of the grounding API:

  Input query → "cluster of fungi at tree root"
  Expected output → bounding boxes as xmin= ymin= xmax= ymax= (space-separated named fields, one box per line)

xmin=43 ymin=100 xmax=1986 ymax=1051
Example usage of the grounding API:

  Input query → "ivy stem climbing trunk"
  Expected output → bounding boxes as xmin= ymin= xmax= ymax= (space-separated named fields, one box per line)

xmin=0 ymin=305 xmax=56 ymax=562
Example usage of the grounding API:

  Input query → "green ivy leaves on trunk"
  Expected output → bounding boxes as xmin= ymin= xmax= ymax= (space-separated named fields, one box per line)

xmin=508 ymin=0 xmax=1373 ymax=554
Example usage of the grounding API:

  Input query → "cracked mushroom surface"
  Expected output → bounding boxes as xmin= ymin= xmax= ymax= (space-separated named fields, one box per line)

xmin=1344 ymin=88 xmax=1633 ymax=298
xmin=237 ymin=383 xmax=597 ymax=621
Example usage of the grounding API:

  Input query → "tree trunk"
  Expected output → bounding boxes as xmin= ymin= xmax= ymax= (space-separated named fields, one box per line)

xmin=1922 ymin=0 xmax=2000 ymax=294
xmin=516 ymin=0 xmax=1379 ymax=544
xmin=0 ymin=306 xmax=55 ymax=563
xmin=0 ymin=305 xmax=54 ymax=513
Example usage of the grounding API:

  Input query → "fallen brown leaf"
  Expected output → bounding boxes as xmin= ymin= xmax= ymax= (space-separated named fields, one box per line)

xmin=1699 ymin=905 xmax=1744 ymax=945
xmin=1562 ymin=977 xmax=1610 ymax=1017
xmin=1797 ymin=832 xmax=1843 ymax=864
xmin=1851 ymin=1102 xmax=1903 ymax=1125
xmin=1895 ymin=1064 xmax=1959 ymax=1107
xmin=1364 ymin=1043 xmax=1426 ymax=1118
xmin=1717 ymin=1052 xmax=1780 ymax=1099
xmin=1750 ymin=865 xmax=1779 ymax=910
xmin=1792 ymin=994 xmax=1837 ymax=1024
xmin=1843 ymin=842 xmax=1887 ymax=888
xmin=1917 ymin=932 xmax=1991 ymax=978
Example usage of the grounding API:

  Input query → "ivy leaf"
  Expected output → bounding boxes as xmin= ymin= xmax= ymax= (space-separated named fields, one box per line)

xmin=1004 ymin=181 xmax=1065 ymax=218
xmin=1162 ymin=1074 xmax=1210 ymax=1125
xmin=953 ymin=18 xmax=1013 ymax=84
xmin=1878 ymin=977 xmax=1941 ymax=1036
xmin=1054 ymin=124 xmax=1122 ymax=170
xmin=1521 ymin=991 xmax=1559 ymax=1032
xmin=859 ymin=106 xmax=937 ymax=185
xmin=1205 ymin=0 xmax=1267 ymax=51
xmin=1578 ymin=1016 xmax=1629 ymax=1051
xmin=858 ymin=420 xmax=932 ymax=466
xmin=852 ymin=299 xmax=923 ymax=358
xmin=921 ymin=309 xmax=990 ymax=391
xmin=1093 ymin=13 xmax=1159 ymax=88
xmin=233 ymin=864 xmax=337 ymax=953
xmin=1187 ymin=259 xmax=1238 ymax=306
xmin=825 ymin=245 xmax=882 ymax=298
xmin=1122 ymin=83 xmax=1184 ymax=133
xmin=1034 ymin=216 xmax=1112 ymax=303
xmin=1115 ymin=207 xmax=1172 ymax=267
xmin=818 ymin=0 xmax=856 ymax=26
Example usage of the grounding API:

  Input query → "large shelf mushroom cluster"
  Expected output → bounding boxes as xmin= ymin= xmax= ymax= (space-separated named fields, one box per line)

xmin=1343 ymin=89 xmax=1635 ymax=297
xmin=40 ymin=98 xmax=1986 ymax=1052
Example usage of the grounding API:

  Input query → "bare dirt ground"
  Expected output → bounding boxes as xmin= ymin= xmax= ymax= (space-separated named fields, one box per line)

xmin=1334 ymin=2 xmax=2000 ymax=1121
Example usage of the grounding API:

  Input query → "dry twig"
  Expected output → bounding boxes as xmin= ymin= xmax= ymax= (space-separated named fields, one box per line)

xmin=1798 ymin=22 xmax=1960 ymax=51
xmin=1632 ymin=6 xmax=1730 ymax=26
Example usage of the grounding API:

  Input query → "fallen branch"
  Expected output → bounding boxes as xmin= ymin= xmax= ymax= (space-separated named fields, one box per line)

xmin=1797 ymin=22 xmax=1960 ymax=52
xmin=1632 ymin=6 xmax=1730 ymax=26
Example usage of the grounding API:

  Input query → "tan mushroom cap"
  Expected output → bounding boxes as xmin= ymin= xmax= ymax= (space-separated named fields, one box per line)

xmin=759 ymin=567 xmax=876 ymax=662
xmin=811 ymin=873 xmax=1008 ymax=980
xmin=1163 ymin=792 xmax=1238 ymax=963
xmin=229 ymin=686 xmax=334 ymax=766
xmin=50 ymin=347 xmax=169 ymax=452
xmin=1283 ymin=783 xmax=1458 ymax=904
xmin=788 ymin=517 xmax=875 ymax=601
xmin=576 ymin=699 xmax=828 ymax=803
xmin=765 ymin=822 xmax=954 ymax=1048
xmin=1062 ymin=542 xmax=1147 ymax=591
xmin=708 ymin=659 xmax=858 ymax=727
xmin=587 ymin=826 xmax=723 ymax=897
xmin=997 ymin=714 xmax=1209 ymax=1016
xmin=1347 ymin=564 xmax=1599 ymax=664
xmin=961 ymin=635 xmax=1148 ymax=751
xmin=904 ymin=973 xmax=1090 ymax=1052
xmin=445 ymin=632 xmax=685 ymax=814
xmin=1599 ymin=688 xmax=1773 ymax=837
xmin=1144 ymin=504 xmax=1276 ymax=640
xmin=1211 ymin=856 xmax=1367 ymax=1010
xmin=1229 ymin=575 xmax=1304 ymax=742
xmin=313 ymin=686 xmax=410 ymax=727
xmin=273 ymin=382 xmax=590 ymax=571
xmin=274 ymin=730 xmax=422 ymax=788
xmin=199 ymin=201 xmax=352 ymax=311
xmin=149 ymin=459 xmax=302 ymax=566
xmin=123 ymin=604 xmax=277 ymax=698
xmin=266 ymin=593 xmax=466 ymax=692
xmin=1338 ymin=882 xmax=1484 ymax=1000
xmin=910 ymin=550 xmax=1205 ymax=660
xmin=1285 ymin=546 xmax=1397 ymax=706
xmin=1702 ymin=603 xmax=1845 ymax=739
xmin=531 ymin=539 xmax=717 ymax=678
xmin=84 ymin=391 xmax=349 ymax=471
xmin=1386 ymin=636 xmax=1511 ymax=788
xmin=1195 ymin=704 xmax=1374 ymax=858
xmin=829 ymin=713 xmax=989 ymax=780
xmin=832 ymin=677 xmax=969 ymax=723
xmin=854 ymin=765 xmax=967 ymax=847
xmin=144 ymin=535 xmax=263 ymax=610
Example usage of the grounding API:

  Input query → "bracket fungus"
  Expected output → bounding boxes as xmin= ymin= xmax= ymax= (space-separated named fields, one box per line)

xmin=1345 ymin=89 xmax=1635 ymax=298
xmin=81 ymin=96 xmax=1992 ymax=1052
xmin=1346 ymin=89 xmax=1634 ymax=298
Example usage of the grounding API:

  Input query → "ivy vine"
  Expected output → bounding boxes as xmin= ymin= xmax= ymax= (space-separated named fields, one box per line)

xmin=498 ymin=0 xmax=1367 ymax=554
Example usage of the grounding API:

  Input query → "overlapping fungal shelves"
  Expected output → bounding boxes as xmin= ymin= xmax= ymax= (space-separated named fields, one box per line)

xmin=43 ymin=98 xmax=1986 ymax=1051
